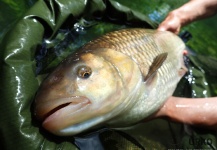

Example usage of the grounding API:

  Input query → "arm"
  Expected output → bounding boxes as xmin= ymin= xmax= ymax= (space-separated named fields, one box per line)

xmin=152 ymin=0 xmax=217 ymax=128
xmin=153 ymin=96 xmax=217 ymax=127
xmin=158 ymin=0 xmax=217 ymax=34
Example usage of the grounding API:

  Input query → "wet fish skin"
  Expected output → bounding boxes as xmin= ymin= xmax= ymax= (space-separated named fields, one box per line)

xmin=34 ymin=28 xmax=186 ymax=136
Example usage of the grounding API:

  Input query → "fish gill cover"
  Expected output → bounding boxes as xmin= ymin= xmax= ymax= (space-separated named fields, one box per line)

xmin=0 ymin=0 xmax=217 ymax=150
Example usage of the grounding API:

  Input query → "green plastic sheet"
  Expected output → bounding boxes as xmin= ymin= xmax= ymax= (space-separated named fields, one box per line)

xmin=1 ymin=0 xmax=217 ymax=149
xmin=0 ymin=0 xmax=155 ymax=149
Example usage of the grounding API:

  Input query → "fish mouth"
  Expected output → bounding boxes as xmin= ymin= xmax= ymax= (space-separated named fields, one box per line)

xmin=42 ymin=102 xmax=72 ymax=121
xmin=35 ymin=96 xmax=91 ymax=123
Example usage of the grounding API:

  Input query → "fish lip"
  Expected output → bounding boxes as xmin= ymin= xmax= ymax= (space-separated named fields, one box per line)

xmin=36 ymin=96 xmax=91 ymax=122
xmin=42 ymin=102 xmax=71 ymax=122
xmin=42 ymin=98 xmax=91 ymax=125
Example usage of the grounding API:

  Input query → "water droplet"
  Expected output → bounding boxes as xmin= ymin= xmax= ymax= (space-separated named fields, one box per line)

xmin=203 ymin=90 xmax=207 ymax=96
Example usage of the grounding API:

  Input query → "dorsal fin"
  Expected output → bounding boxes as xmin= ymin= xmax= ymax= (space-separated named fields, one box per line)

xmin=144 ymin=53 xmax=168 ymax=82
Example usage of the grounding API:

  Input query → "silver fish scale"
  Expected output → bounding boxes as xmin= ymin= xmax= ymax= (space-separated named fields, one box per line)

xmin=34 ymin=28 xmax=185 ymax=135
xmin=81 ymin=28 xmax=184 ymax=122
xmin=81 ymin=29 xmax=173 ymax=78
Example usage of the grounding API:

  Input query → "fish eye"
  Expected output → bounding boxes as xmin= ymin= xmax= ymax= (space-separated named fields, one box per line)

xmin=77 ymin=66 xmax=92 ymax=79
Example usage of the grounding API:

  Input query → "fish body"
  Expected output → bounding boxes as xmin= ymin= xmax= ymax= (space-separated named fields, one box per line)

xmin=34 ymin=29 xmax=186 ymax=136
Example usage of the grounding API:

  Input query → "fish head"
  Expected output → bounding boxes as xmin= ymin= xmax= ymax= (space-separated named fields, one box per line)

xmin=34 ymin=48 xmax=141 ymax=136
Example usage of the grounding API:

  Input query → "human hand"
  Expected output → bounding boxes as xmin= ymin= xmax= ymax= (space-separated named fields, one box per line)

xmin=157 ymin=11 xmax=182 ymax=34
xmin=158 ymin=0 xmax=217 ymax=34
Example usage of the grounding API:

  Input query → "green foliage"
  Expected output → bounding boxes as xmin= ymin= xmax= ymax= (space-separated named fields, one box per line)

xmin=183 ymin=16 xmax=217 ymax=57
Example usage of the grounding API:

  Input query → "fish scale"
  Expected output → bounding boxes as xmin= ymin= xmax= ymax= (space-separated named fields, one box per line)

xmin=83 ymin=29 xmax=185 ymax=125
xmin=82 ymin=29 xmax=176 ymax=78
xmin=34 ymin=28 xmax=186 ymax=136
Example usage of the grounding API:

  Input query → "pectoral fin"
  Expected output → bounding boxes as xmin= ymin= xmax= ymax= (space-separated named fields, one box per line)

xmin=144 ymin=53 xmax=168 ymax=84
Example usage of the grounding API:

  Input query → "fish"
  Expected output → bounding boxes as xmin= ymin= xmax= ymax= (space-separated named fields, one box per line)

xmin=34 ymin=28 xmax=186 ymax=136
